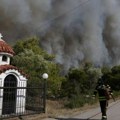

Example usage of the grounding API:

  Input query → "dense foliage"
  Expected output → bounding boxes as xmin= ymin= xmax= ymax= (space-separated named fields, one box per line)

xmin=61 ymin=64 xmax=120 ymax=108
xmin=102 ymin=65 xmax=120 ymax=91
xmin=60 ymin=64 xmax=102 ymax=108
xmin=12 ymin=37 xmax=64 ymax=98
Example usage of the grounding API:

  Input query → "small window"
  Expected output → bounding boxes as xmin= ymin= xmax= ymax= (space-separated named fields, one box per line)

xmin=2 ymin=55 xmax=7 ymax=62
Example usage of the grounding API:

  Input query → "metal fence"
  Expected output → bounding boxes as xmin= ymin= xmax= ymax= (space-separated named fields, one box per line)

xmin=0 ymin=81 xmax=46 ymax=119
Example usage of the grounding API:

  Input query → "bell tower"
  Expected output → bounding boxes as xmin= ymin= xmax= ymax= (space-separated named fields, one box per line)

xmin=0 ymin=33 xmax=14 ymax=65
xmin=0 ymin=33 xmax=27 ymax=115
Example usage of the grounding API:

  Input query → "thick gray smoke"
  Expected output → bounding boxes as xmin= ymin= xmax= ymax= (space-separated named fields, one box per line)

xmin=0 ymin=0 xmax=120 ymax=71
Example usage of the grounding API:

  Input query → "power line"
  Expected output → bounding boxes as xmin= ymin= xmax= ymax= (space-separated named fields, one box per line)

xmin=36 ymin=0 xmax=91 ymax=33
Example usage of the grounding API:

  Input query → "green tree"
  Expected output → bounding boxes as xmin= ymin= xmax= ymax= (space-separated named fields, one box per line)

xmin=61 ymin=68 xmax=89 ymax=98
xmin=101 ymin=65 xmax=120 ymax=91
xmin=108 ymin=66 xmax=120 ymax=90
xmin=84 ymin=63 xmax=102 ymax=91
xmin=12 ymin=37 xmax=64 ymax=98
xmin=13 ymin=36 xmax=54 ymax=60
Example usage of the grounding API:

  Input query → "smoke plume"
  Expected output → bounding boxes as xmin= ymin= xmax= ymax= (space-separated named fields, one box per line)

xmin=0 ymin=0 xmax=120 ymax=71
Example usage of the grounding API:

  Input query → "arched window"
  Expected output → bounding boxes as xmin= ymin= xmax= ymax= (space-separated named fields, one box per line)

xmin=2 ymin=55 xmax=7 ymax=62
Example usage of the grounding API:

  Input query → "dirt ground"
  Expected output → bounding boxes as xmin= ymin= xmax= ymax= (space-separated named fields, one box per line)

xmin=3 ymin=99 xmax=99 ymax=120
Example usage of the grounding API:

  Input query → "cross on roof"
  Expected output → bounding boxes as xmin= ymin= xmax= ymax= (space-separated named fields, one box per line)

xmin=0 ymin=33 xmax=3 ymax=39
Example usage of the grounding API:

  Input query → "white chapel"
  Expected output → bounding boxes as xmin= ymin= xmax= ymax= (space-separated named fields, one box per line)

xmin=0 ymin=33 xmax=27 ymax=115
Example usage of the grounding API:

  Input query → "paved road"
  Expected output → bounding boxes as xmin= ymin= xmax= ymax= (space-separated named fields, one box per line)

xmin=72 ymin=100 xmax=120 ymax=120
xmin=43 ymin=100 xmax=120 ymax=120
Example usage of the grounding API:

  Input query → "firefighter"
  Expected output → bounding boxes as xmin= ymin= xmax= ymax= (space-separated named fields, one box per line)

xmin=93 ymin=76 xmax=113 ymax=120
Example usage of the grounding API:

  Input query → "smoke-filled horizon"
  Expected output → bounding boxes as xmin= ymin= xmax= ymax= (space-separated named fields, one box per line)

xmin=0 ymin=0 xmax=120 ymax=71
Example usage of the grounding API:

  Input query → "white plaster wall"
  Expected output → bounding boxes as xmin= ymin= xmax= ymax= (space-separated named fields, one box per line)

xmin=0 ymin=73 xmax=5 ymax=115
xmin=16 ymin=81 xmax=27 ymax=113
xmin=0 ymin=79 xmax=3 ymax=115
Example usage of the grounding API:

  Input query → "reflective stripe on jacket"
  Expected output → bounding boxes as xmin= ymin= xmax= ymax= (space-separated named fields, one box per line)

xmin=99 ymin=96 xmax=106 ymax=101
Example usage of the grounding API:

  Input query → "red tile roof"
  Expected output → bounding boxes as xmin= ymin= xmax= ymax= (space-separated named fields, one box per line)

xmin=0 ymin=40 xmax=15 ymax=55
xmin=0 ymin=65 xmax=27 ymax=78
